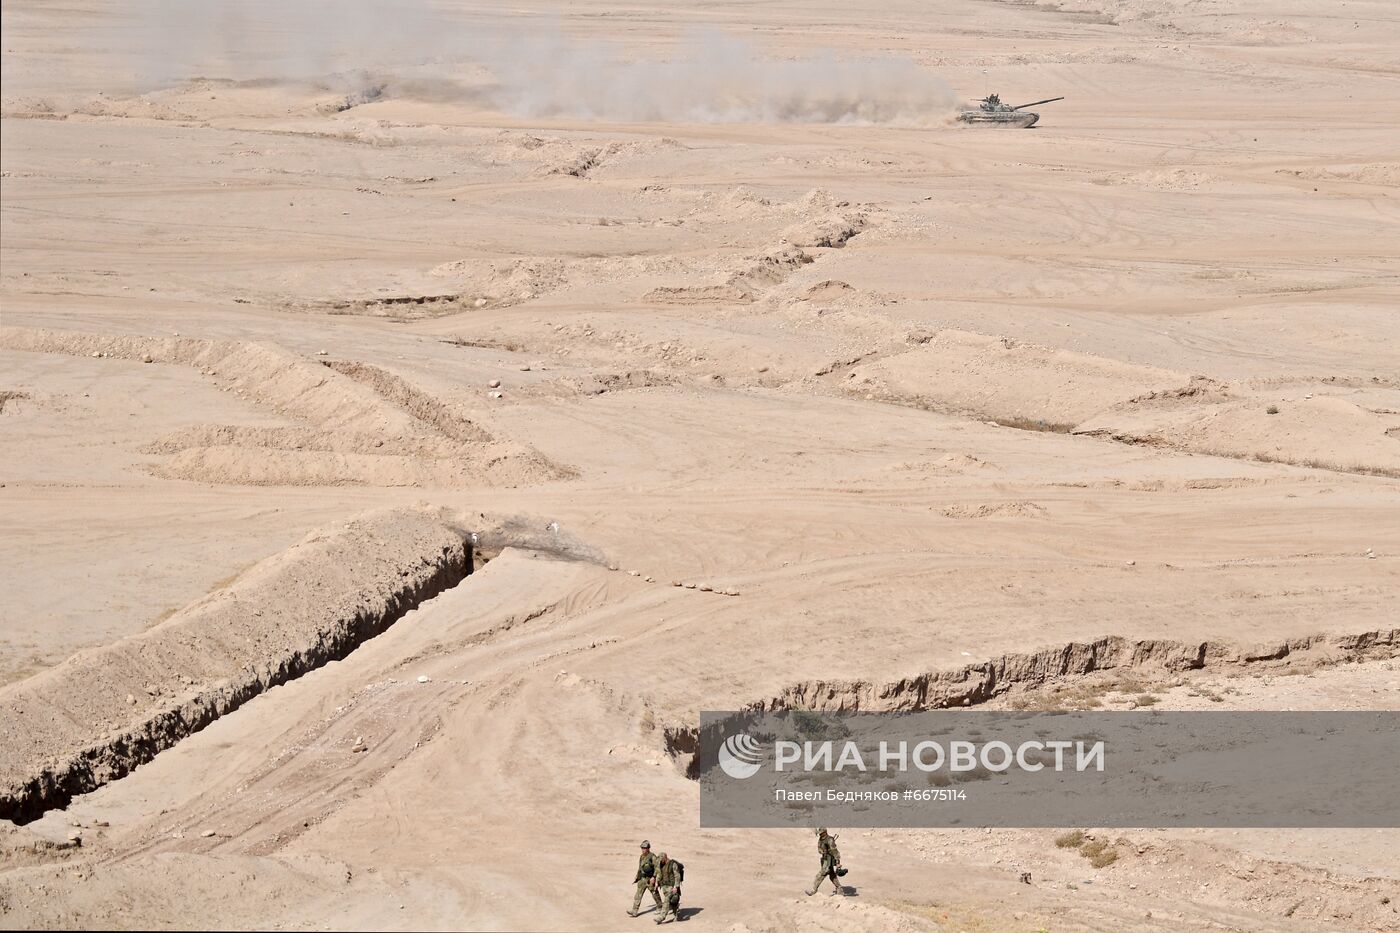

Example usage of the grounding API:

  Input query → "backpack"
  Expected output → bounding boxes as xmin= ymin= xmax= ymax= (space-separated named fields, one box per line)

xmin=672 ymin=860 xmax=685 ymax=884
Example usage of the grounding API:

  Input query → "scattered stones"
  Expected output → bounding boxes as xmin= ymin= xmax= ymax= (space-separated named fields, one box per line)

xmin=316 ymin=349 xmax=328 ymax=356
xmin=416 ymin=675 xmax=430 ymax=684
xmin=126 ymin=694 xmax=136 ymax=705
xmin=487 ymin=379 xmax=501 ymax=388
xmin=200 ymin=829 xmax=216 ymax=838
xmin=141 ymin=353 xmax=154 ymax=364
xmin=489 ymin=391 xmax=503 ymax=399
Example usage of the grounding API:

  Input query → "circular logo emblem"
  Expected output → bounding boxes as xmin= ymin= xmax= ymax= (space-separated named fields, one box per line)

xmin=718 ymin=733 xmax=764 ymax=780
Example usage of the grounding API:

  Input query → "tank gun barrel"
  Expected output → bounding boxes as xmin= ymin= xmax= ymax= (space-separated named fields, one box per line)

xmin=1012 ymin=96 xmax=1065 ymax=111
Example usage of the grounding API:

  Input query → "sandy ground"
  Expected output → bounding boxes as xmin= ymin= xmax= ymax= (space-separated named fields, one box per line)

xmin=2 ymin=0 xmax=1398 ymax=929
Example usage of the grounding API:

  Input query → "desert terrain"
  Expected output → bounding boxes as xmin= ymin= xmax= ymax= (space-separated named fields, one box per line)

xmin=1 ymin=0 xmax=1398 ymax=929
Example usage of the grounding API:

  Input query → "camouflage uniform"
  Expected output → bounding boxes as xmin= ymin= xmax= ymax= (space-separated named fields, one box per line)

xmin=630 ymin=845 xmax=662 ymax=916
xmin=807 ymin=828 xmax=843 ymax=895
xmin=654 ymin=854 xmax=684 ymax=924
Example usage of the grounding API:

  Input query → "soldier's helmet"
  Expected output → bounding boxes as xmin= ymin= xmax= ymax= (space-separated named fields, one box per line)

xmin=816 ymin=827 xmax=828 ymax=835
xmin=641 ymin=840 xmax=651 ymax=848
xmin=658 ymin=852 xmax=668 ymax=861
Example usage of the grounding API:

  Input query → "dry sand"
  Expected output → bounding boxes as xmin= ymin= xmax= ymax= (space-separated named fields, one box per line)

xmin=2 ymin=0 xmax=1398 ymax=929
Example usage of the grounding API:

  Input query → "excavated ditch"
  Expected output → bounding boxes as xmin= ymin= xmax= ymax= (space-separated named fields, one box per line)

xmin=668 ymin=629 xmax=1400 ymax=778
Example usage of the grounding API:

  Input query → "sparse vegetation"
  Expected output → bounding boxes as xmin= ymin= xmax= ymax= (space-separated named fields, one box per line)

xmin=1087 ymin=847 xmax=1120 ymax=868
xmin=1192 ymin=446 xmax=1400 ymax=479
xmin=443 ymin=336 xmax=524 ymax=353
xmin=1266 ymin=404 xmax=1280 ymax=415
xmin=1009 ymin=675 xmax=1170 ymax=712
xmin=791 ymin=709 xmax=851 ymax=740
xmin=1078 ymin=837 xmax=1120 ymax=868
xmin=1008 ymin=682 xmax=1109 ymax=711
xmin=1133 ymin=693 xmax=1160 ymax=707
xmin=1187 ymin=685 xmax=1226 ymax=703
xmin=1054 ymin=831 xmax=1119 ymax=867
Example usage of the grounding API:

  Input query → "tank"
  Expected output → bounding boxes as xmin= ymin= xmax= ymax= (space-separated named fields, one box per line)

xmin=958 ymin=94 xmax=1064 ymax=128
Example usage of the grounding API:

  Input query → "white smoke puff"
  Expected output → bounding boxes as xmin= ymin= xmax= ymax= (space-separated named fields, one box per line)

xmin=115 ymin=4 xmax=955 ymax=125
xmin=480 ymin=26 xmax=956 ymax=124
xmin=138 ymin=0 xmax=446 ymax=86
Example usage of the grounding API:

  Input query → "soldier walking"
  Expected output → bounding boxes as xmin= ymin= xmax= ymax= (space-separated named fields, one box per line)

xmin=628 ymin=840 xmax=663 ymax=917
xmin=654 ymin=851 xmax=685 ymax=924
xmin=805 ymin=827 xmax=845 ymax=896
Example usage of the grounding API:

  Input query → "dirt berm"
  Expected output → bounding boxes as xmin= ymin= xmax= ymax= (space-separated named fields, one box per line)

xmin=0 ymin=507 xmax=471 ymax=824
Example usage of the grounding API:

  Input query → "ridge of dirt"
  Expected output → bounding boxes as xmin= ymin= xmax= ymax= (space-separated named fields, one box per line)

xmin=0 ymin=508 xmax=472 ymax=824
xmin=323 ymin=359 xmax=493 ymax=443
xmin=0 ymin=326 xmax=412 ymax=434
xmin=767 ymin=630 xmax=1398 ymax=713
xmin=0 ymin=326 xmax=566 ymax=487
xmin=667 ymin=629 xmax=1400 ymax=767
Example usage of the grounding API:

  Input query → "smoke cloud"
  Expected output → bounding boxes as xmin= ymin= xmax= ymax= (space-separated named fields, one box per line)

xmin=131 ymin=1 xmax=954 ymax=124
xmin=474 ymin=26 xmax=956 ymax=123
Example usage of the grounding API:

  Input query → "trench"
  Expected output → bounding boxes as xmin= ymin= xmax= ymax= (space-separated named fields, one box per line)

xmin=0 ymin=521 xmax=482 ymax=825
xmin=667 ymin=629 xmax=1400 ymax=779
